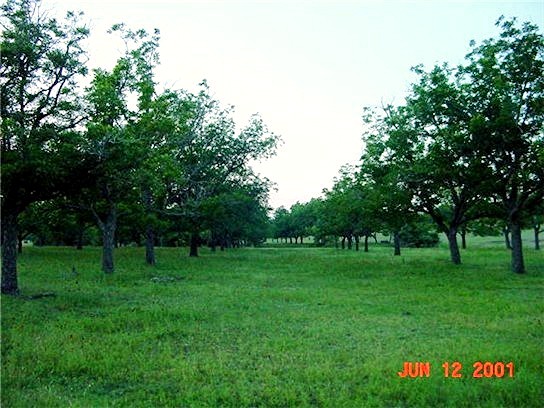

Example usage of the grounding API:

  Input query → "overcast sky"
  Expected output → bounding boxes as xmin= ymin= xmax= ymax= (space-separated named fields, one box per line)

xmin=46 ymin=0 xmax=544 ymax=209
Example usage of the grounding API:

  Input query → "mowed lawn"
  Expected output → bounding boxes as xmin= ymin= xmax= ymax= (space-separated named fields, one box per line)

xmin=1 ymin=242 xmax=543 ymax=407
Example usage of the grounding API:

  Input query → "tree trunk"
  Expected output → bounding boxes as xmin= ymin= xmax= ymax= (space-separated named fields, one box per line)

xmin=355 ymin=235 xmax=359 ymax=251
xmin=100 ymin=207 xmax=117 ymax=274
xmin=189 ymin=232 xmax=199 ymax=257
xmin=393 ymin=230 xmax=401 ymax=256
xmin=145 ymin=224 xmax=156 ymax=265
xmin=300 ymin=237 xmax=304 ymax=244
xmin=142 ymin=188 xmax=156 ymax=265
xmin=503 ymin=226 xmax=511 ymax=250
xmin=210 ymin=234 xmax=217 ymax=252
xmin=1 ymin=212 xmax=19 ymax=295
xmin=347 ymin=235 xmax=353 ymax=250
xmin=341 ymin=237 xmax=345 ymax=249
xmin=534 ymin=225 xmax=540 ymax=250
xmin=17 ymin=234 xmax=23 ymax=254
xmin=510 ymin=221 xmax=525 ymax=274
xmin=364 ymin=235 xmax=369 ymax=252
xmin=460 ymin=228 xmax=467 ymax=249
xmin=446 ymin=227 xmax=461 ymax=265
xmin=76 ymin=226 xmax=84 ymax=250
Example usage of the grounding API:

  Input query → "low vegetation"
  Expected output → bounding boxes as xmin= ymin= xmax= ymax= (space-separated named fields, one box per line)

xmin=2 ymin=241 xmax=542 ymax=407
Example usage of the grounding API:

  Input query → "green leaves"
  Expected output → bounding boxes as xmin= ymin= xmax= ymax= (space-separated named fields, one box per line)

xmin=358 ymin=17 xmax=544 ymax=268
xmin=1 ymin=0 xmax=91 ymax=208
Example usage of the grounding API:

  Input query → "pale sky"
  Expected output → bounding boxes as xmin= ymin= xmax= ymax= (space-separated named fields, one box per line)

xmin=46 ymin=0 xmax=544 ymax=209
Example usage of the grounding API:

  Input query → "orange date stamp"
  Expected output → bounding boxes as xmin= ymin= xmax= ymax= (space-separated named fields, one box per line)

xmin=397 ymin=361 xmax=515 ymax=378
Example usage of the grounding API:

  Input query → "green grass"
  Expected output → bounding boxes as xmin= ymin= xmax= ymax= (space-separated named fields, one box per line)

xmin=2 ymin=242 xmax=543 ymax=407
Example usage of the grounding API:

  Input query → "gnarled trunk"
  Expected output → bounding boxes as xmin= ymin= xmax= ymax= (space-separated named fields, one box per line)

xmin=393 ymin=230 xmax=401 ymax=256
xmin=446 ymin=227 xmax=461 ymax=265
xmin=1 ymin=212 xmax=19 ymax=295
xmin=97 ymin=207 xmax=117 ymax=274
xmin=510 ymin=221 xmax=525 ymax=274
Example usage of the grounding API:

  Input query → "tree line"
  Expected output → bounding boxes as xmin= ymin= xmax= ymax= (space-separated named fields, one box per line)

xmin=1 ymin=1 xmax=543 ymax=296
xmin=1 ymin=0 xmax=279 ymax=294
xmin=270 ymin=16 xmax=543 ymax=273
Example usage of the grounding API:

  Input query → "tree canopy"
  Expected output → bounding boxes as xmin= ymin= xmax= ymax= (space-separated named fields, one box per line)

xmin=2 ymin=1 xmax=542 ymax=298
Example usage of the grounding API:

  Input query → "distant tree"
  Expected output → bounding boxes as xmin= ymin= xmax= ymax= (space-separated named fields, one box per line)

xmin=532 ymin=212 xmax=543 ymax=250
xmin=322 ymin=165 xmax=377 ymax=251
xmin=360 ymin=107 xmax=415 ymax=256
xmin=398 ymin=215 xmax=440 ymax=248
xmin=166 ymin=83 xmax=279 ymax=257
xmin=289 ymin=202 xmax=316 ymax=244
xmin=303 ymin=198 xmax=325 ymax=245
xmin=271 ymin=207 xmax=292 ymax=243
xmin=1 ymin=0 xmax=91 ymax=294
xmin=202 ymin=182 xmax=270 ymax=250
xmin=18 ymin=199 xmax=96 ymax=249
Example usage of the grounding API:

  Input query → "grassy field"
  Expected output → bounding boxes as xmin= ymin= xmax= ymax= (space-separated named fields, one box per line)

xmin=1 ymin=240 xmax=543 ymax=407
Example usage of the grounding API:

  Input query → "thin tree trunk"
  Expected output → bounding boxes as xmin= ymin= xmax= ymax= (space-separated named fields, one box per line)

xmin=347 ymin=235 xmax=353 ymax=250
xmin=1 ymin=212 xmax=19 ymax=295
xmin=355 ymin=235 xmax=359 ymax=251
xmin=510 ymin=221 xmax=525 ymax=274
xmin=210 ymin=233 xmax=217 ymax=252
xmin=100 ymin=207 xmax=117 ymax=274
xmin=189 ymin=232 xmax=199 ymax=257
xmin=534 ymin=225 xmax=540 ymax=250
xmin=300 ymin=237 xmax=304 ymax=244
xmin=446 ymin=227 xmax=461 ymax=265
xmin=503 ymin=226 xmax=511 ymax=250
xmin=145 ymin=224 xmax=156 ymax=265
xmin=143 ymin=188 xmax=156 ymax=265
xmin=341 ymin=237 xmax=345 ymax=249
xmin=76 ymin=226 xmax=84 ymax=250
xmin=17 ymin=234 xmax=23 ymax=254
xmin=364 ymin=235 xmax=369 ymax=252
xmin=460 ymin=228 xmax=467 ymax=249
xmin=393 ymin=230 xmax=401 ymax=256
